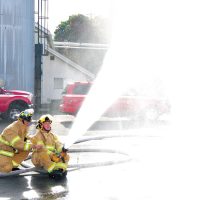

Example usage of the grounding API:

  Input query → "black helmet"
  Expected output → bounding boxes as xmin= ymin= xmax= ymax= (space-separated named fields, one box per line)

xmin=18 ymin=109 xmax=34 ymax=122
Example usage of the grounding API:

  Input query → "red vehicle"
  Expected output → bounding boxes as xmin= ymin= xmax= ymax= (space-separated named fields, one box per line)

xmin=60 ymin=82 xmax=92 ymax=115
xmin=0 ymin=87 xmax=34 ymax=121
xmin=59 ymin=82 xmax=170 ymax=120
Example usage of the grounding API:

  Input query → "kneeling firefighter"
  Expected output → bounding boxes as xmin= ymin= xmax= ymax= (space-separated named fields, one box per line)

xmin=30 ymin=114 xmax=70 ymax=179
xmin=0 ymin=109 xmax=38 ymax=173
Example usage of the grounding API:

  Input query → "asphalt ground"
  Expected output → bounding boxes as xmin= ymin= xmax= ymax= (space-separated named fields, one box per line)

xmin=0 ymin=114 xmax=171 ymax=200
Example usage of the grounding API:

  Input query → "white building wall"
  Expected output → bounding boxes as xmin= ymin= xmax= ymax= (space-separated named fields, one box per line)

xmin=41 ymin=53 xmax=88 ymax=104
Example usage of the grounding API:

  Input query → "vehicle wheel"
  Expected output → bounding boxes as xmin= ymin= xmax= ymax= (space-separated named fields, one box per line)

xmin=6 ymin=104 xmax=26 ymax=121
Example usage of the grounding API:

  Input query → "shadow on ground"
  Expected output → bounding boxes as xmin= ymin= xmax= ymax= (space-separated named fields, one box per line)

xmin=0 ymin=174 xmax=69 ymax=199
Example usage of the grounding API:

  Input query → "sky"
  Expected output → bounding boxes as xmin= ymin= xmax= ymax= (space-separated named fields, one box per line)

xmin=48 ymin=0 xmax=112 ymax=34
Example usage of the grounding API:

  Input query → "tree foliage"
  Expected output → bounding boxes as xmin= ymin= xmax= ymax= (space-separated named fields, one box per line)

xmin=54 ymin=14 xmax=111 ymax=43
xmin=53 ymin=14 xmax=111 ymax=75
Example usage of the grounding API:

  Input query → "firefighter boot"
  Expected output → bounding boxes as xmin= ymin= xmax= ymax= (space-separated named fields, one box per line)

xmin=48 ymin=169 xmax=67 ymax=180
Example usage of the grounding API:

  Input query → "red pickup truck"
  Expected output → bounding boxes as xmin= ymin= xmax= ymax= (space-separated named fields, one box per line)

xmin=0 ymin=87 xmax=34 ymax=121
xmin=59 ymin=82 xmax=170 ymax=120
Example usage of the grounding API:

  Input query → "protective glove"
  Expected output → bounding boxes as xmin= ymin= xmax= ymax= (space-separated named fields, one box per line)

xmin=51 ymin=153 xmax=60 ymax=163
xmin=61 ymin=146 xmax=70 ymax=162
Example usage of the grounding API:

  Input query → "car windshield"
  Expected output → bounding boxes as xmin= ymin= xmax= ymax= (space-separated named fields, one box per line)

xmin=73 ymin=84 xmax=91 ymax=95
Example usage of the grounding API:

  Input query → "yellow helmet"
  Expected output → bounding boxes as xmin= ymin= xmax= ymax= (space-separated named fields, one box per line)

xmin=36 ymin=114 xmax=53 ymax=129
xmin=38 ymin=114 xmax=53 ymax=124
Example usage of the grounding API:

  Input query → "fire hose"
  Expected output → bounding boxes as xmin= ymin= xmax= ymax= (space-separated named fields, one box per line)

xmin=0 ymin=134 xmax=133 ymax=177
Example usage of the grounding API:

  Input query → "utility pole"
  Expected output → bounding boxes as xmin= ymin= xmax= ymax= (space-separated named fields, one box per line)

xmin=34 ymin=43 xmax=42 ymax=112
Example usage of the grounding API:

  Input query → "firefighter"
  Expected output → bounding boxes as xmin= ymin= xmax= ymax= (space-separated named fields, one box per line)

xmin=30 ymin=114 xmax=70 ymax=179
xmin=0 ymin=109 xmax=38 ymax=173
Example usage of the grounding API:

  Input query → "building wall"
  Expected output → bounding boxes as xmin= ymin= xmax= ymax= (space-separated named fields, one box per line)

xmin=41 ymin=53 xmax=88 ymax=104
xmin=0 ymin=0 xmax=34 ymax=93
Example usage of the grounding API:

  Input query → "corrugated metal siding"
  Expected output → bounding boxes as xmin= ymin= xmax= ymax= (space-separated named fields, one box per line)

xmin=0 ymin=0 xmax=34 ymax=93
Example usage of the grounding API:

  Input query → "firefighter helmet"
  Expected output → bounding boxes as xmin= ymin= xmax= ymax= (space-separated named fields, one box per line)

xmin=38 ymin=114 xmax=53 ymax=124
xmin=36 ymin=114 xmax=53 ymax=130
xmin=18 ymin=109 xmax=34 ymax=122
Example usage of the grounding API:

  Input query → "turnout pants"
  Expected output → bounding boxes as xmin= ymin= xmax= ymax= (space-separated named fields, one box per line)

xmin=0 ymin=151 xmax=29 ymax=173
xmin=31 ymin=149 xmax=67 ymax=173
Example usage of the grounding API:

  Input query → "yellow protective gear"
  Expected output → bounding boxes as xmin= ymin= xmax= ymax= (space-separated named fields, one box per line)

xmin=36 ymin=114 xmax=53 ymax=130
xmin=51 ymin=151 xmax=70 ymax=163
xmin=0 ymin=120 xmax=33 ymax=173
xmin=38 ymin=114 xmax=53 ymax=124
xmin=30 ymin=128 xmax=69 ymax=173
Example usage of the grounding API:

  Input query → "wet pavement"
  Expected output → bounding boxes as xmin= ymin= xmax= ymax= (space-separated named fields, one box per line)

xmin=0 ymin=133 xmax=152 ymax=200
xmin=0 ymin=114 xmax=175 ymax=200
